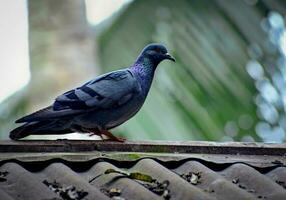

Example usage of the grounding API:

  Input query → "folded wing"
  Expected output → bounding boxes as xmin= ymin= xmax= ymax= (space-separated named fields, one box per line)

xmin=16 ymin=69 xmax=139 ymax=123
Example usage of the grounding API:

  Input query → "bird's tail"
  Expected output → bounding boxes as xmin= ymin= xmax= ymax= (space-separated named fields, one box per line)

xmin=10 ymin=120 xmax=71 ymax=140
xmin=10 ymin=124 xmax=31 ymax=140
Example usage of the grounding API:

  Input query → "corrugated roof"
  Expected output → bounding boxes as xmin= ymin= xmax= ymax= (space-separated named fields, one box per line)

xmin=0 ymin=141 xmax=286 ymax=200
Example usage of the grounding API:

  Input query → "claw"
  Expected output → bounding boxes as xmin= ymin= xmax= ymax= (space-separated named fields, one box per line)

xmin=101 ymin=130 xmax=126 ymax=142
xmin=88 ymin=133 xmax=97 ymax=137
xmin=113 ymin=137 xmax=126 ymax=142
xmin=87 ymin=129 xmax=102 ymax=138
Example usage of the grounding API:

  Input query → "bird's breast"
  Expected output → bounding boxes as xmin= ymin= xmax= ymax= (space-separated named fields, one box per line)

xmin=104 ymin=93 xmax=145 ymax=129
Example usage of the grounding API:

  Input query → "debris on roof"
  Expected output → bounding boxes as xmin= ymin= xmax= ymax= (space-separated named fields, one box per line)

xmin=0 ymin=140 xmax=286 ymax=200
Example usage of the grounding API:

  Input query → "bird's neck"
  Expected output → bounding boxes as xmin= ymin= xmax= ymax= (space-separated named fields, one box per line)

xmin=130 ymin=57 xmax=157 ymax=95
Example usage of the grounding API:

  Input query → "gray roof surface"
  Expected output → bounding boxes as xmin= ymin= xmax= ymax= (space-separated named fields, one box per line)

xmin=0 ymin=141 xmax=286 ymax=200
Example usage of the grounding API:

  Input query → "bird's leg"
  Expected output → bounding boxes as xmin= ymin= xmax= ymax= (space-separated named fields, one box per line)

xmin=100 ymin=130 xmax=126 ymax=142
xmin=88 ymin=129 xmax=104 ymax=139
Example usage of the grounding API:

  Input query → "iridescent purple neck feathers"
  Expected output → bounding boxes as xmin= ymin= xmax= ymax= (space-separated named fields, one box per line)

xmin=129 ymin=43 xmax=175 ymax=96
xmin=130 ymin=57 xmax=156 ymax=96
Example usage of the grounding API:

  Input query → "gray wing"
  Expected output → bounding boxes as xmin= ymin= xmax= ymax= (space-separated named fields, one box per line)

xmin=16 ymin=69 xmax=140 ymax=123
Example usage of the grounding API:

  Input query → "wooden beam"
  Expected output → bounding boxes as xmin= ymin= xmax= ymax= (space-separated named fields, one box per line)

xmin=0 ymin=140 xmax=285 ymax=155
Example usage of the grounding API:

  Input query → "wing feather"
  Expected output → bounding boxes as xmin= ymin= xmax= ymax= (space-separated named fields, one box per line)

xmin=54 ymin=69 xmax=138 ymax=110
xmin=16 ymin=69 xmax=140 ymax=123
xmin=15 ymin=106 xmax=85 ymax=123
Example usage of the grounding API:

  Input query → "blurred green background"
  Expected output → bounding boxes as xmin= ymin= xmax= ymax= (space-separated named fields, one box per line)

xmin=1 ymin=0 xmax=286 ymax=142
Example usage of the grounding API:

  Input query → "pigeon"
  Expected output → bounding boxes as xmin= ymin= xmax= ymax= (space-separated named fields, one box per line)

xmin=10 ymin=43 xmax=175 ymax=142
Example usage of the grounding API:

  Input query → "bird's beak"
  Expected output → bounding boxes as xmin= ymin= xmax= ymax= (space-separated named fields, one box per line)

xmin=164 ymin=53 xmax=176 ymax=62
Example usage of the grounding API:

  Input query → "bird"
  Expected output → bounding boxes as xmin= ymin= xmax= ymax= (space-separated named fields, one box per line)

xmin=10 ymin=43 xmax=175 ymax=142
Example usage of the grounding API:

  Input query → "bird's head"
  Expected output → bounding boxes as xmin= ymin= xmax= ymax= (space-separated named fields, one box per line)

xmin=138 ymin=43 xmax=175 ymax=65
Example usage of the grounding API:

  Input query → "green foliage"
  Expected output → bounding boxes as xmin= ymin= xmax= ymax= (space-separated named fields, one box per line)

xmin=97 ymin=0 xmax=260 ymax=141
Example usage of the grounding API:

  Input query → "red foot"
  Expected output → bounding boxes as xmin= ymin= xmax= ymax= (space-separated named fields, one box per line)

xmin=101 ymin=130 xmax=126 ymax=142
xmin=87 ymin=129 xmax=103 ymax=139
xmin=109 ymin=137 xmax=126 ymax=142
